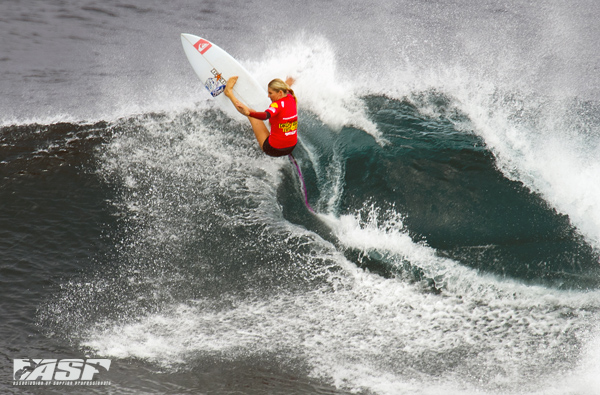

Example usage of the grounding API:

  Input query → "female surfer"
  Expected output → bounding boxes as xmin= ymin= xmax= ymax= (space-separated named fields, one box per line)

xmin=224 ymin=76 xmax=297 ymax=157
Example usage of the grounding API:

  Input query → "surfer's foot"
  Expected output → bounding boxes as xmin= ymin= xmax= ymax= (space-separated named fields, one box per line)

xmin=224 ymin=76 xmax=238 ymax=98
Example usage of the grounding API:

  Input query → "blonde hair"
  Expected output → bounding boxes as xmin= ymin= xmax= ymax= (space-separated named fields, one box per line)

xmin=268 ymin=78 xmax=296 ymax=101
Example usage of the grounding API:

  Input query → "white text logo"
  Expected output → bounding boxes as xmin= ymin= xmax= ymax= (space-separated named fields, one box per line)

xmin=13 ymin=359 xmax=111 ymax=386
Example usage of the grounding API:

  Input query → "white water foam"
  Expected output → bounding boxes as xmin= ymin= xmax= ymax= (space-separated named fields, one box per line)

xmin=362 ymin=55 xmax=600 ymax=251
xmin=83 ymin=259 xmax=600 ymax=395
xmin=435 ymin=75 xmax=600 ymax=249
xmin=82 ymin=157 xmax=600 ymax=394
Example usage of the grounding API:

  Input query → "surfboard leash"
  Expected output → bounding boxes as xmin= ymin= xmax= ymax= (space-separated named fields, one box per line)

xmin=288 ymin=154 xmax=315 ymax=214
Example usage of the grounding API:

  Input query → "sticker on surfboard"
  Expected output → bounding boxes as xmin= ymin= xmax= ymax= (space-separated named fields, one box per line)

xmin=193 ymin=39 xmax=212 ymax=54
xmin=205 ymin=68 xmax=226 ymax=97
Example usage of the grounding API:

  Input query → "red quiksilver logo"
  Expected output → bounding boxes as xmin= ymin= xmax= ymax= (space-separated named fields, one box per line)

xmin=193 ymin=39 xmax=212 ymax=54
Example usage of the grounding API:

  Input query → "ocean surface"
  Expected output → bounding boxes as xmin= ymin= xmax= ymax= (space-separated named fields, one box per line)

xmin=2 ymin=1 xmax=600 ymax=394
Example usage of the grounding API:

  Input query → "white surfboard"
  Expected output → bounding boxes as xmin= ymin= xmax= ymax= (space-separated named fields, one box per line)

xmin=180 ymin=34 xmax=270 ymax=118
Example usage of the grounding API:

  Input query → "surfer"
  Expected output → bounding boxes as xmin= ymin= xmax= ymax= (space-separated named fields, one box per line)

xmin=224 ymin=76 xmax=297 ymax=157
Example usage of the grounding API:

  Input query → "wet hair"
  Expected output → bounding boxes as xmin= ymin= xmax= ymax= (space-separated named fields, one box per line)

xmin=268 ymin=78 xmax=296 ymax=101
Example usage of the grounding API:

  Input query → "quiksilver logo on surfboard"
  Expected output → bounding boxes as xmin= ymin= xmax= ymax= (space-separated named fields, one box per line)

xmin=194 ymin=39 xmax=212 ymax=55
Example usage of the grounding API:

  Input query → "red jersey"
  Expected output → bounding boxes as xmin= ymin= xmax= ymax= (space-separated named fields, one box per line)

xmin=250 ymin=94 xmax=298 ymax=149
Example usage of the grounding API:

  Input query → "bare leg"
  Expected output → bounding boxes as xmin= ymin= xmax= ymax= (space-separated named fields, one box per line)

xmin=224 ymin=76 xmax=247 ymax=114
xmin=225 ymin=76 xmax=270 ymax=150
xmin=247 ymin=117 xmax=270 ymax=149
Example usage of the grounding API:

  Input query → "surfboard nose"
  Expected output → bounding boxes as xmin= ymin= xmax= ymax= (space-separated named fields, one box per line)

xmin=181 ymin=33 xmax=197 ymax=46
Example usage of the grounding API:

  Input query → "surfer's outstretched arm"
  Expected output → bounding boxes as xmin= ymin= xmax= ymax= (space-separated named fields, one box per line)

xmin=225 ymin=76 xmax=270 ymax=149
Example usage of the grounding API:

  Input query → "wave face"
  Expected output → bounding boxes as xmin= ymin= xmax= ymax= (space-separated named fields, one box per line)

xmin=2 ymin=1 xmax=600 ymax=394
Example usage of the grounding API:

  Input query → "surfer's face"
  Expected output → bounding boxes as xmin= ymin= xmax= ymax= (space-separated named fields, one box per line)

xmin=268 ymin=88 xmax=285 ymax=102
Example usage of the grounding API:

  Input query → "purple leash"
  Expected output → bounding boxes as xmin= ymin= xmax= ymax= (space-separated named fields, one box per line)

xmin=288 ymin=154 xmax=315 ymax=213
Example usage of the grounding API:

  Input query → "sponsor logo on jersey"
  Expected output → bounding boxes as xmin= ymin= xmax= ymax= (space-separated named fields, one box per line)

xmin=279 ymin=120 xmax=298 ymax=135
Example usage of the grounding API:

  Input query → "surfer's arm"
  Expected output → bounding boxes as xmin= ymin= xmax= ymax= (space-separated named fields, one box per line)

xmin=248 ymin=111 xmax=271 ymax=120
xmin=250 ymin=103 xmax=279 ymax=120
xmin=235 ymin=102 xmax=250 ymax=116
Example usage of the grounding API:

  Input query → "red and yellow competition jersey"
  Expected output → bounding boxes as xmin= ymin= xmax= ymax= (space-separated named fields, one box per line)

xmin=252 ymin=94 xmax=298 ymax=149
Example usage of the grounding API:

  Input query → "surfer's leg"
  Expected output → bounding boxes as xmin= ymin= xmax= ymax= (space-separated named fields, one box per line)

xmin=224 ymin=76 xmax=250 ymax=115
xmin=247 ymin=116 xmax=270 ymax=149
xmin=225 ymin=76 xmax=268 ymax=149
xmin=224 ymin=76 xmax=238 ymax=101
xmin=223 ymin=77 xmax=243 ymax=110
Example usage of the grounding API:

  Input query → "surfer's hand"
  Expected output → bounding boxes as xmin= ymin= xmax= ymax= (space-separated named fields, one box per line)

xmin=285 ymin=76 xmax=295 ymax=87
xmin=235 ymin=101 xmax=250 ymax=116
